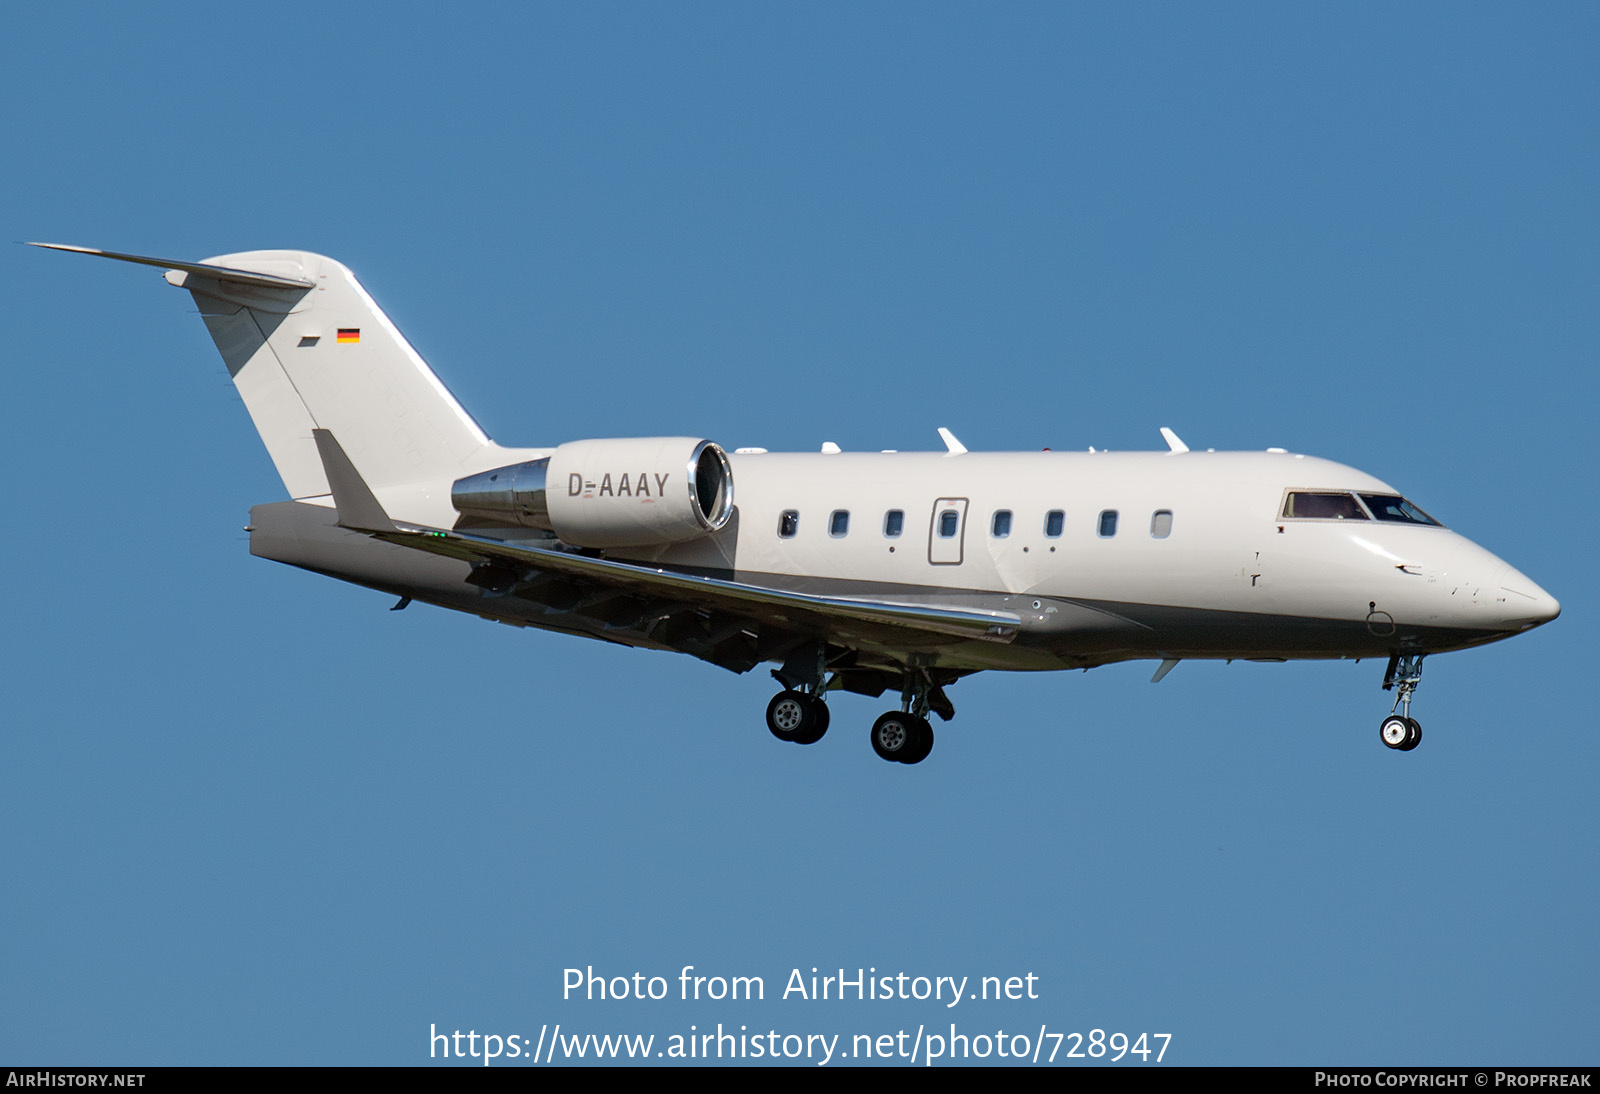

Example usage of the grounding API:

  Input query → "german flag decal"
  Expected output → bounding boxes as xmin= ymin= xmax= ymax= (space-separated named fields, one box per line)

xmin=337 ymin=328 xmax=361 ymax=344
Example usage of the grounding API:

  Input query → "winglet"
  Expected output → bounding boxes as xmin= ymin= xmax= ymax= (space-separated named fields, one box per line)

xmin=937 ymin=427 xmax=967 ymax=455
xmin=312 ymin=429 xmax=397 ymax=532
xmin=1159 ymin=427 xmax=1190 ymax=454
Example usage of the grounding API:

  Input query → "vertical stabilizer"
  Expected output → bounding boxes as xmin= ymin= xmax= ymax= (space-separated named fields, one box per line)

xmin=30 ymin=243 xmax=498 ymax=501
xmin=175 ymin=250 xmax=492 ymax=498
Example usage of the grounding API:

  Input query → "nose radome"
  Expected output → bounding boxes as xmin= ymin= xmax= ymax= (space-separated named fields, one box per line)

xmin=1499 ymin=569 xmax=1561 ymax=628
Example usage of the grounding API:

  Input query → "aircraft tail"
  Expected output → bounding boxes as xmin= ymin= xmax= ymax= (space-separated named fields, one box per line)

xmin=31 ymin=244 xmax=497 ymax=500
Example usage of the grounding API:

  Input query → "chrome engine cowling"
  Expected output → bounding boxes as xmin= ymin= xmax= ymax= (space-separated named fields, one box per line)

xmin=451 ymin=438 xmax=733 ymax=548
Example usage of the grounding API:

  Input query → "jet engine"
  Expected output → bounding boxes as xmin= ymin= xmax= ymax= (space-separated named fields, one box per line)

xmin=451 ymin=437 xmax=734 ymax=548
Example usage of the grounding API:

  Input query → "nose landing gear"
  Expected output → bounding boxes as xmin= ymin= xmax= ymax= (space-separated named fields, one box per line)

xmin=1380 ymin=653 xmax=1424 ymax=751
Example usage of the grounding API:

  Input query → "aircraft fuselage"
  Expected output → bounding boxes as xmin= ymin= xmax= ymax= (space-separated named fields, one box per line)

xmin=253 ymin=445 xmax=1557 ymax=678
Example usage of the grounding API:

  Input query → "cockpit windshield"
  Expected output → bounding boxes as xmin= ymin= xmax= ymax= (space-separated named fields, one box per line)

xmin=1359 ymin=494 xmax=1443 ymax=527
xmin=1280 ymin=490 xmax=1445 ymax=527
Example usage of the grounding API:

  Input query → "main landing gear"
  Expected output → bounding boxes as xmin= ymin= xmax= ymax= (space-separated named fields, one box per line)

xmin=868 ymin=668 xmax=939 ymax=765
xmin=765 ymin=647 xmax=832 ymax=746
xmin=1380 ymin=653 xmax=1424 ymax=752
xmin=763 ymin=660 xmax=947 ymax=765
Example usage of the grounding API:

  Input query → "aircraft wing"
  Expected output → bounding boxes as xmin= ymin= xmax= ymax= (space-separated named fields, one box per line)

xmin=313 ymin=431 xmax=1021 ymax=670
xmin=389 ymin=524 xmax=1022 ymax=641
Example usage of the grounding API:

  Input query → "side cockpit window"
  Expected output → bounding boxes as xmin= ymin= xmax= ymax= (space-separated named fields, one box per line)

xmin=1281 ymin=492 xmax=1368 ymax=521
xmin=1360 ymin=494 xmax=1443 ymax=527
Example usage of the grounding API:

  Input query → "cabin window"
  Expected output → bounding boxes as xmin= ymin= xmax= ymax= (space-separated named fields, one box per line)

xmin=1359 ymin=494 xmax=1442 ymax=527
xmin=1044 ymin=510 xmax=1064 ymax=538
xmin=1151 ymin=510 xmax=1173 ymax=538
xmin=991 ymin=510 xmax=1012 ymax=538
xmin=829 ymin=510 xmax=850 ymax=537
xmin=778 ymin=510 xmax=799 ymax=538
xmin=938 ymin=509 xmax=959 ymax=538
xmin=1098 ymin=510 xmax=1119 ymax=538
xmin=1281 ymin=492 xmax=1368 ymax=521
xmin=883 ymin=509 xmax=904 ymax=537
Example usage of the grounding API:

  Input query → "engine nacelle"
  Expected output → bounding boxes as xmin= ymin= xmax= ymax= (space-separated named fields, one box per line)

xmin=451 ymin=437 xmax=734 ymax=548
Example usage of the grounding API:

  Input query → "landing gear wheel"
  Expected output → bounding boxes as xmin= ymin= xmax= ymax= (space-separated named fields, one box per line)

xmin=870 ymin=712 xmax=916 ymax=762
xmin=870 ymin=712 xmax=932 ymax=764
xmin=1381 ymin=714 xmax=1415 ymax=750
xmin=767 ymin=691 xmax=815 ymax=743
xmin=1398 ymin=717 xmax=1421 ymax=752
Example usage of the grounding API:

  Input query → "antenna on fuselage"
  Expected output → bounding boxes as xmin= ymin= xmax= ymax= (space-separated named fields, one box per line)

xmin=1160 ymin=427 xmax=1190 ymax=453
xmin=937 ymin=427 xmax=967 ymax=455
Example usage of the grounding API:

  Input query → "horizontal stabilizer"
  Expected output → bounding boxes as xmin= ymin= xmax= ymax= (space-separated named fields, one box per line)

xmin=313 ymin=429 xmax=396 ymax=533
xmin=27 ymin=242 xmax=315 ymax=290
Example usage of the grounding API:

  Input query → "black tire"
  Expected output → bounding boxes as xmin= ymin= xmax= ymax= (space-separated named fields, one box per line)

xmin=793 ymin=700 xmax=830 ymax=745
xmin=766 ymin=691 xmax=815 ymax=743
xmin=870 ymin=711 xmax=917 ymax=762
xmin=1398 ymin=717 xmax=1422 ymax=752
xmin=899 ymin=716 xmax=934 ymax=764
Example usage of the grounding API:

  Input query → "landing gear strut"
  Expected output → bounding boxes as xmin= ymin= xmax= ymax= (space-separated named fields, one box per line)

xmin=1380 ymin=653 xmax=1424 ymax=752
xmin=870 ymin=668 xmax=937 ymax=765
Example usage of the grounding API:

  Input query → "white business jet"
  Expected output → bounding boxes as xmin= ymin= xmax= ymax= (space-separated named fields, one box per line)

xmin=33 ymin=244 xmax=1560 ymax=764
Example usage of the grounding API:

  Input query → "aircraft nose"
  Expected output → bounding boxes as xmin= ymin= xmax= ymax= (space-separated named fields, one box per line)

xmin=1498 ymin=568 xmax=1561 ymax=629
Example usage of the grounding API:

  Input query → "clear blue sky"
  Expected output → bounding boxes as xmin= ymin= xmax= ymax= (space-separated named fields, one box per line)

xmin=3 ymin=2 xmax=1595 ymax=1066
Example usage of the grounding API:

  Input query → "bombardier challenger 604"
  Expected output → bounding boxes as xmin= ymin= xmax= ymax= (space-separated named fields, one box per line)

xmin=33 ymin=244 xmax=1560 ymax=764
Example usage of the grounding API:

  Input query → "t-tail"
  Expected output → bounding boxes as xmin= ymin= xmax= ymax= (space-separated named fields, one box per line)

xmin=28 ymin=244 xmax=535 ymax=514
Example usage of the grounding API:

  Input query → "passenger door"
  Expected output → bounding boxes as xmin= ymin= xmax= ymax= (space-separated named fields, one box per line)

xmin=928 ymin=498 xmax=969 ymax=565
